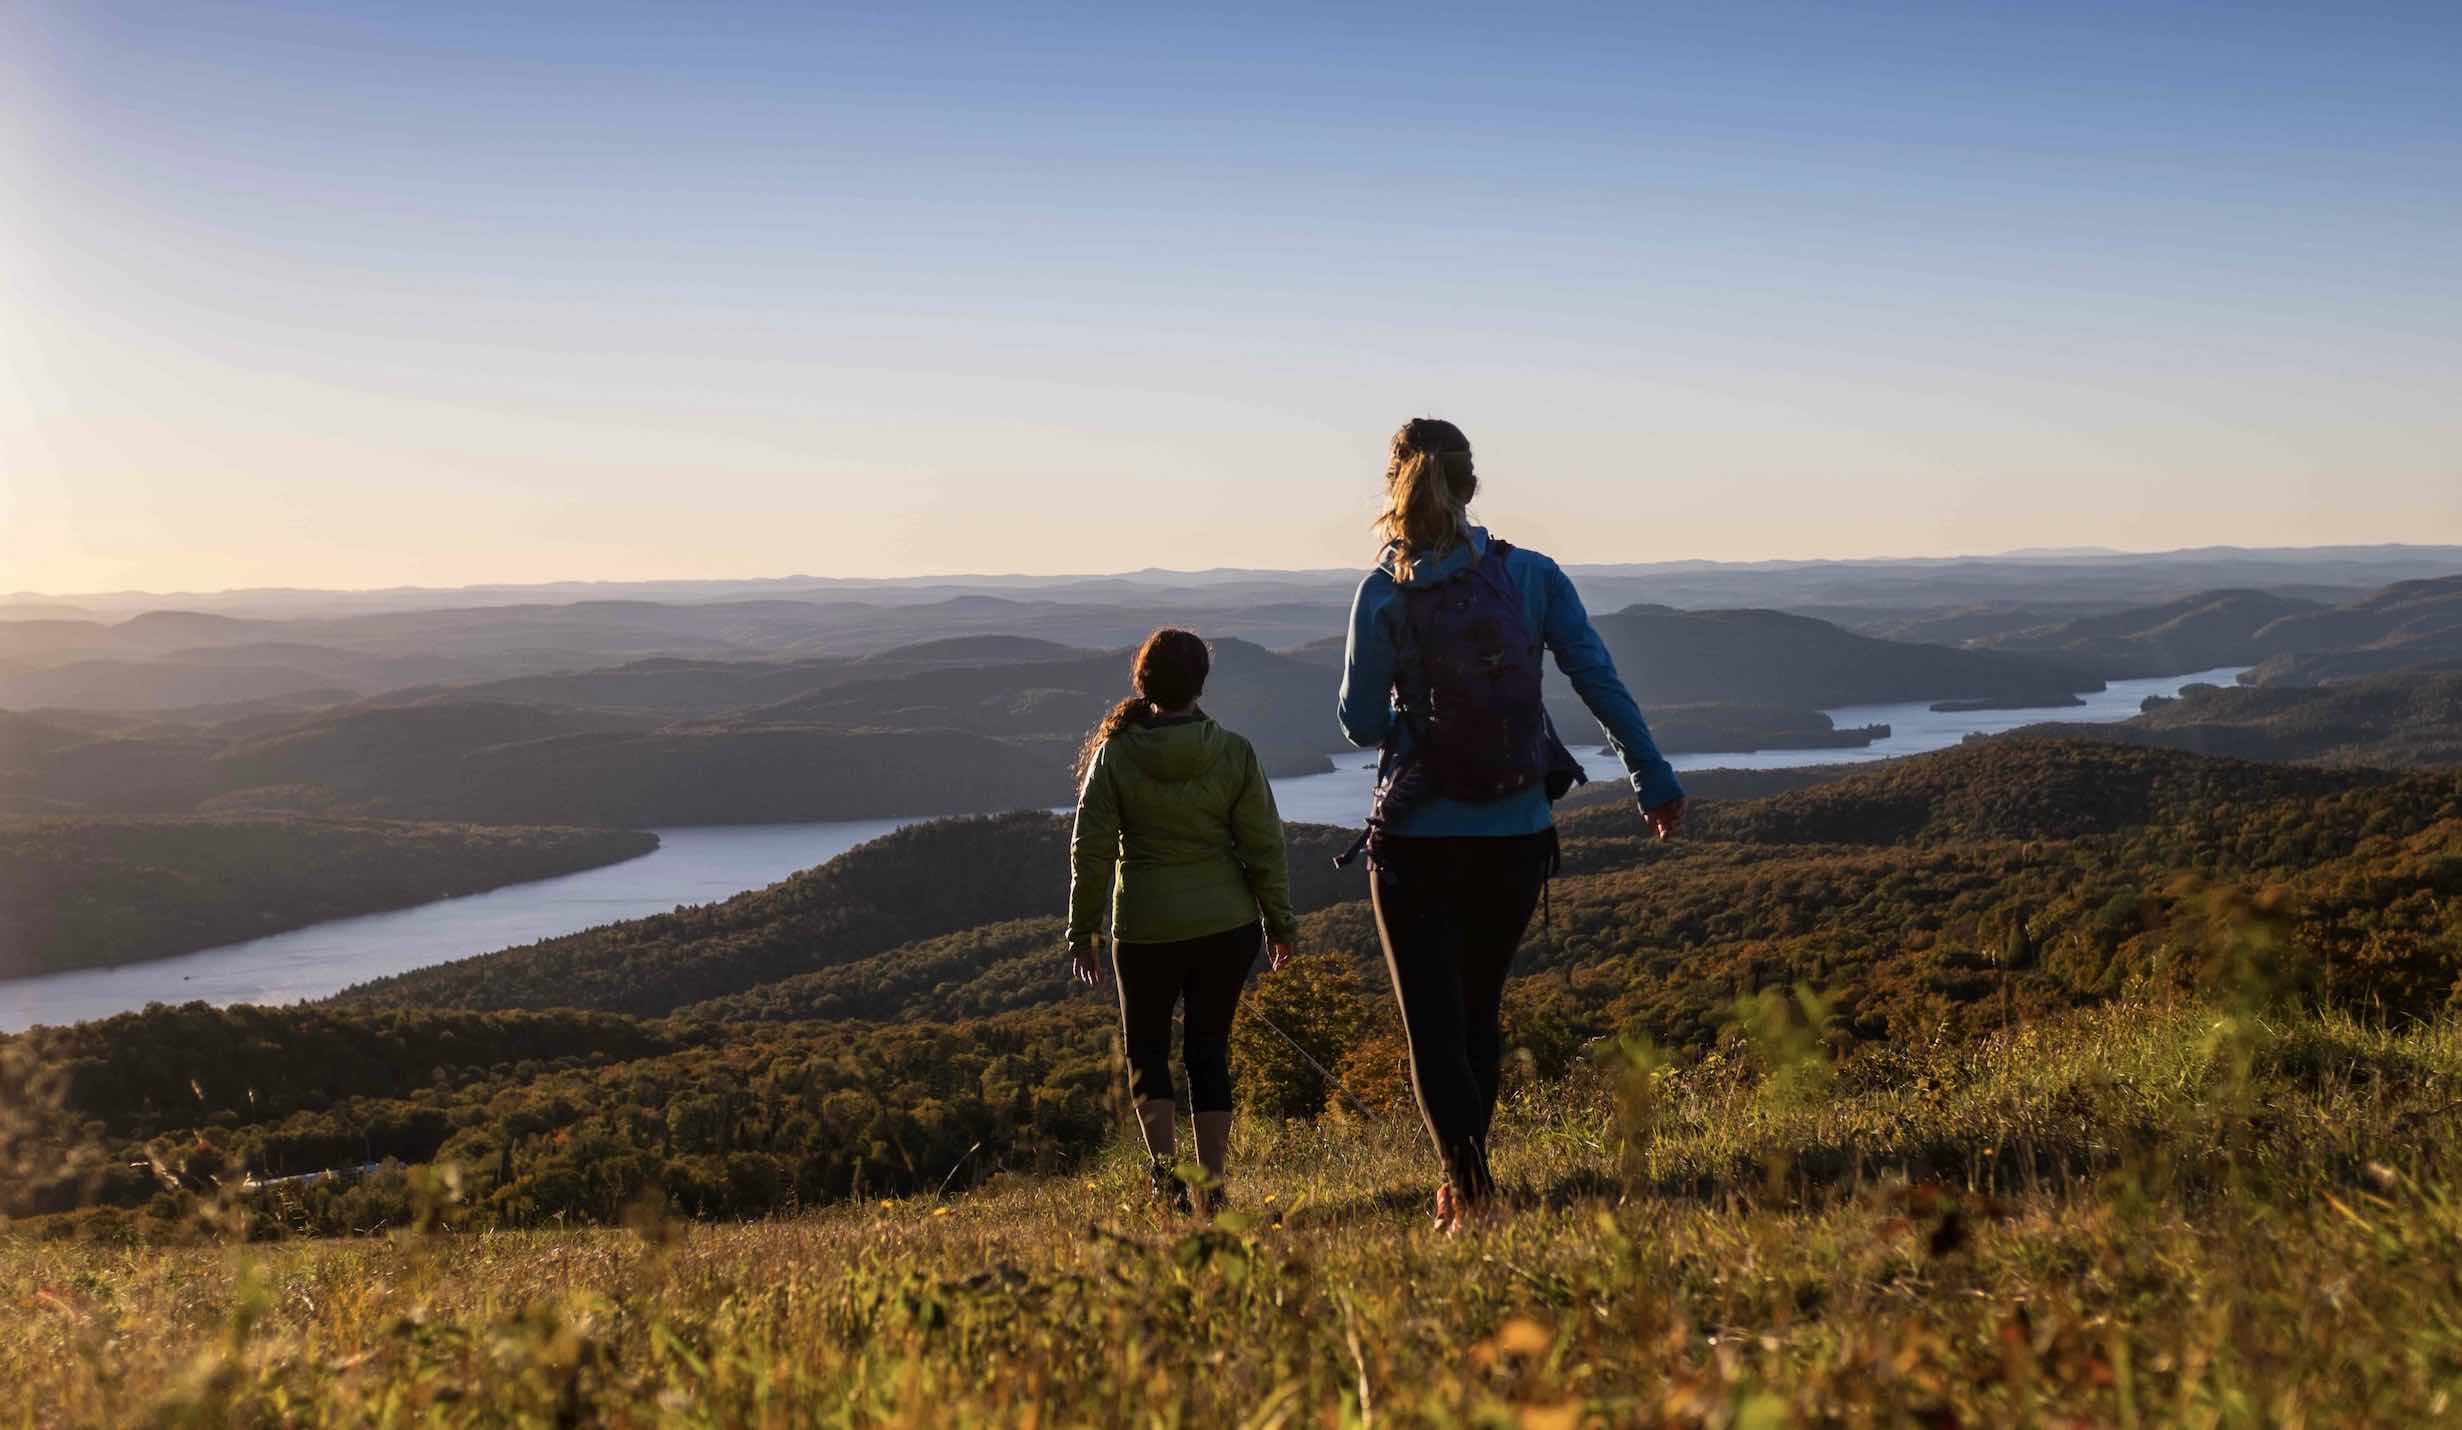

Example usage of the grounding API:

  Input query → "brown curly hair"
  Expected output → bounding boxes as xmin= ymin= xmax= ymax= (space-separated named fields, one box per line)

xmin=1075 ymin=627 xmax=1211 ymax=785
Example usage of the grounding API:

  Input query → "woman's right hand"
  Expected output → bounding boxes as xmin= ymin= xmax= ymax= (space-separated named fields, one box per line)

xmin=1267 ymin=939 xmax=1295 ymax=971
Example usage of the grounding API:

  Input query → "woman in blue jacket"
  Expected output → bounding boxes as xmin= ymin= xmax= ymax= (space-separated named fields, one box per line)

xmin=1339 ymin=417 xmax=1686 ymax=1232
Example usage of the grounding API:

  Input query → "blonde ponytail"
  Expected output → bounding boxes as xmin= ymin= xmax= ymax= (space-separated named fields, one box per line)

xmin=1374 ymin=418 xmax=1477 ymax=580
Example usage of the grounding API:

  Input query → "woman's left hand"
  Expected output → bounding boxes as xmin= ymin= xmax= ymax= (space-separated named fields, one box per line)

xmin=1071 ymin=943 xmax=1107 ymax=988
xmin=1267 ymin=939 xmax=1295 ymax=972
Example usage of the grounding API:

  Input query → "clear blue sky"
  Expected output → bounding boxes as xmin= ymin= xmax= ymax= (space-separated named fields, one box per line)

xmin=5 ymin=1 xmax=2457 ymax=591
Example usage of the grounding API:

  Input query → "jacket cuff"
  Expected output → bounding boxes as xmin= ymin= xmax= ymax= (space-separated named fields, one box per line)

xmin=1633 ymin=762 xmax=1685 ymax=811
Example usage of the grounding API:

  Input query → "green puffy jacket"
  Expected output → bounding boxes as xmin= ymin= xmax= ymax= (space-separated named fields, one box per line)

xmin=1065 ymin=713 xmax=1297 ymax=950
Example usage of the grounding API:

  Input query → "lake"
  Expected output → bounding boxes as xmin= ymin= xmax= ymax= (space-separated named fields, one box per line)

xmin=0 ymin=667 xmax=2244 ymax=1031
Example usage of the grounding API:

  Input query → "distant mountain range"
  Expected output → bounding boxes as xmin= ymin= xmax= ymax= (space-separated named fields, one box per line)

xmin=0 ymin=596 xmax=1356 ymax=710
xmin=7 ymin=548 xmax=2454 ymax=717
xmin=5 ymin=554 xmax=2456 ymax=833
xmin=0 ymin=601 xmax=2121 ymax=828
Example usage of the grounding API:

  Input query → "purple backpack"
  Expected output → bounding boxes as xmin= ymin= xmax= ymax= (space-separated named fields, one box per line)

xmin=1401 ymin=537 xmax=1551 ymax=800
xmin=1339 ymin=538 xmax=1584 ymax=865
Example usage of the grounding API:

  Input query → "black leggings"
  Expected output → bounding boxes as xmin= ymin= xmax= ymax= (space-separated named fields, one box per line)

xmin=1370 ymin=830 xmax=1554 ymax=1203
xmin=1112 ymin=922 xmax=1261 ymax=1113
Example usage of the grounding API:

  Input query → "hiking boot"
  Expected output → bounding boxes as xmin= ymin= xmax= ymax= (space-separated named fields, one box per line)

xmin=1149 ymin=1157 xmax=1192 ymax=1215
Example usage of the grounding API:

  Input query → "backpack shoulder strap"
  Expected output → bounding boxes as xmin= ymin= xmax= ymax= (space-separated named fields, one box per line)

xmin=1476 ymin=535 xmax=1523 ymax=597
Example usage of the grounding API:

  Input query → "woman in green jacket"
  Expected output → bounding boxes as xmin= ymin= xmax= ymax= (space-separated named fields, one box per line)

xmin=1067 ymin=627 xmax=1297 ymax=1214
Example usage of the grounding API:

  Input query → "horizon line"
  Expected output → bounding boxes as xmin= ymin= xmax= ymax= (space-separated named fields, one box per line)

xmin=12 ymin=540 xmax=2462 ymax=609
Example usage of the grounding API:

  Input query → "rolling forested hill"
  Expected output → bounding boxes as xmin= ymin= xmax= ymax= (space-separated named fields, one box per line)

xmin=2 ymin=696 xmax=1072 ymax=827
xmin=0 ymin=817 xmax=657 ymax=978
xmin=2014 ymin=670 xmax=2462 ymax=769
xmin=737 ymin=636 xmax=1340 ymax=776
xmin=429 ymin=636 xmax=1091 ymax=718
xmin=2242 ymin=575 xmax=2462 ymax=684
xmin=1977 ymin=589 xmax=2325 ymax=675
xmin=1587 ymin=605 xmax=2097 ymax=707
xmin=1981 ymin=574 xmax=2462 ymax=682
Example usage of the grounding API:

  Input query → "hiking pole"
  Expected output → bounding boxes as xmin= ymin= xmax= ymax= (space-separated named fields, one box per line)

xmin=1249 ymin=1011 xmax=1372 ymax=1119
xmin=936 ymin=1141 xmax=984 ymax=1201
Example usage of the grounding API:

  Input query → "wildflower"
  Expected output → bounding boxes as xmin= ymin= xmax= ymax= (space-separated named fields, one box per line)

xmin=931 ymin=1206 xmax=952 ymax=1218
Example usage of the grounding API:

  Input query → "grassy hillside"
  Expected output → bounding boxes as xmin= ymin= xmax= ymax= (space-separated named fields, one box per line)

xmin=6 ymin=999 xmax=2460 ymax=1424
xmin=0 ymin=817 xmax=658 ymax=980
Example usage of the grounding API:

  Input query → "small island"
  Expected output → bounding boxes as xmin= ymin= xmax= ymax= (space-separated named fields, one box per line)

xmin=1640 ymin=704 xmax=1893 ymax=756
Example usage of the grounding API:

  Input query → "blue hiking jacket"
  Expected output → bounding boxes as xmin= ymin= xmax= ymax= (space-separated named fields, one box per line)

xmin=1338 ymin=526 xmax=1683 ymax=837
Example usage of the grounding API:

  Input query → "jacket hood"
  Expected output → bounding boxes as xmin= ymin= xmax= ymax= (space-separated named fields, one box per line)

xmin=1111 ymin=714 xmax=1226 ymax=783
xmin=1376 ymin=524 xmax=1490 ymax=588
